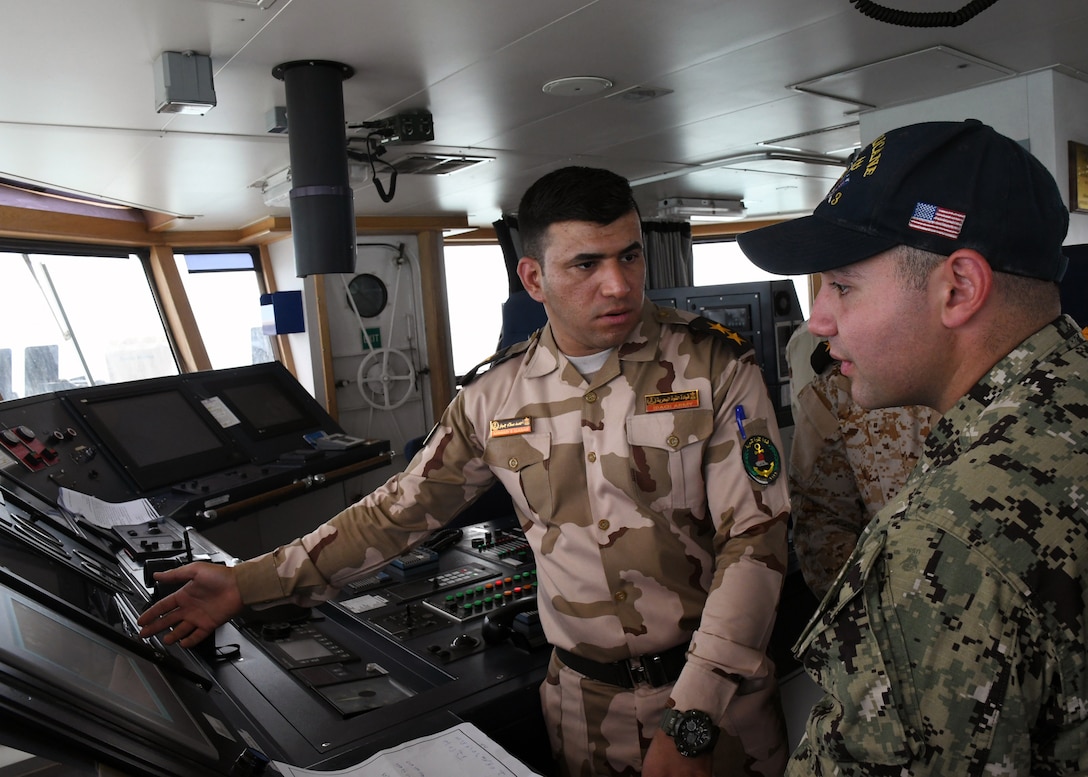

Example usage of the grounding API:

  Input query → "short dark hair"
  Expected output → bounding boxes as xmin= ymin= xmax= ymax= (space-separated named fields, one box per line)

xmin=894 ymin=245 xmax=944 ymax=292
xmin=517 ymin=166 xmax=640 ymax=260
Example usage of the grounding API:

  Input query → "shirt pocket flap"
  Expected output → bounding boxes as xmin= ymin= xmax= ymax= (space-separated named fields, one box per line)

xmin=626 ymin=408 xmax=713 ymax=451
xmin=483 ymin=432 xmax=550 ymax=472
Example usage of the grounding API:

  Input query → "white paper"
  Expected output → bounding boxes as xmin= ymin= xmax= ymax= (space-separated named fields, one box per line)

xmin=57 ymin=487 xmax=159 ymax=529
xmin=271 ymin=722 xmax=543 ymax=777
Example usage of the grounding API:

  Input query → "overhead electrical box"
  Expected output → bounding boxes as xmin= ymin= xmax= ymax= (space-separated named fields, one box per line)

xmin=154 ymin=51 xmax=217 ymax=115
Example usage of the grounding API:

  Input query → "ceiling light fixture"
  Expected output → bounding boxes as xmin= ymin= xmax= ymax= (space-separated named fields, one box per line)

xmin=657 ymin=197 xmax=747 ymax=222
xmin=542 ymin=76 xmax=614 ymax=97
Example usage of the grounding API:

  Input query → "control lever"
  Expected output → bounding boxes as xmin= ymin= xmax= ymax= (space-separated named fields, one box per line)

xmin=481 ymin=596 xmax=546 ymax=650
xmin=145 ymin=540 xmax=222 ymax=661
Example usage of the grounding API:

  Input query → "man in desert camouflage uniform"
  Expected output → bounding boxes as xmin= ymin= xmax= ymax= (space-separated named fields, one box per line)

xmin=140 ymin=166 xmax=791 ymax=777
xmin=789 ymin=359 xmax=937 ymax=599
xmin=739 ymin=119 xmax=1088 ymax=775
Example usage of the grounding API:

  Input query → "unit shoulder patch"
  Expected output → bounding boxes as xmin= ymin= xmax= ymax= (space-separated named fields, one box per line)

xmin=740 ymin=434 xmax=781 ymax=485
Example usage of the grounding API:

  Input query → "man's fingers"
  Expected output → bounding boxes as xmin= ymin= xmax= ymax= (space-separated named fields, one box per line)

xmin=137 ymin=594 xmax=178 ymax=627
xmin=178 ymin=627 xmax=209 ymax=649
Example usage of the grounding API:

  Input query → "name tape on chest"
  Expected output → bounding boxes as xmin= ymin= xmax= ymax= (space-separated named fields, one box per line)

xmin=490 ymin=416 xmax=532 ymax=437
xmin=645 ymin=389 xmax=700 ymax=413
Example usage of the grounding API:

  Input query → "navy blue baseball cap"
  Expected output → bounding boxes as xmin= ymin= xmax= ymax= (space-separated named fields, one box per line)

xmin=737 ymin=119 xmax=1069 ymax=282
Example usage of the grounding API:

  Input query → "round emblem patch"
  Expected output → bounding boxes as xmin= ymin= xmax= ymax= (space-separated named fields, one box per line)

xmin=741 ymin=435 xmax=781 ymax=485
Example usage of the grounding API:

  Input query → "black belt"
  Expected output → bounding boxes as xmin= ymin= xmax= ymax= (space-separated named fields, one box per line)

xmin=554 ymin=642 xmax=688 ymax=689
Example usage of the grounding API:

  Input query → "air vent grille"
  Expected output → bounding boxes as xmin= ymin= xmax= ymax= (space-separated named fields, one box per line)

xmin=393 ymin=154 xmax=493 ymax=175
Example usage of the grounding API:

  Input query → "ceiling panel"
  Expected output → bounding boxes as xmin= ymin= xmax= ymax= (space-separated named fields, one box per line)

xmin=0 ymin=0 xmax=1085 ymax=231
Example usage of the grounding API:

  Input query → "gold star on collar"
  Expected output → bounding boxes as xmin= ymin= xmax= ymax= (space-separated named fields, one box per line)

xmin=707 ymin=321 xmax=745 ymax=345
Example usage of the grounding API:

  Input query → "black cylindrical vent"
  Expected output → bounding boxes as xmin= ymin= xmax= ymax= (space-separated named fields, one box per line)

xmin=272 ymin=60 xmax=357 ymax=277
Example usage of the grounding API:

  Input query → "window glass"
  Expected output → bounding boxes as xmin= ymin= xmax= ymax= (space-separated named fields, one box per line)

xmin=174 ymin=251 xmax=274 ymax=370
xmin=0 ymin=248 xmax=177 ymax=399
xmin=442 ymin=244 xmax=510 ymax=378
xmin=692 ymin=239 xmax=811 ymax=318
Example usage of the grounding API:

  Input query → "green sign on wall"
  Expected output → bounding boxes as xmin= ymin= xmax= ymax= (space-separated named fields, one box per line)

xmin=362 ymin=327 xmax=382 ymax=349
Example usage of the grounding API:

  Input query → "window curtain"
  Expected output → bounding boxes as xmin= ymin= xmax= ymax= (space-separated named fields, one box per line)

xmin=642 ymin=220 xmax=692 ymax=289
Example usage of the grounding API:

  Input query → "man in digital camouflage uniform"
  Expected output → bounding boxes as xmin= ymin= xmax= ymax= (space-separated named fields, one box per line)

xmin=140 ymin=166 xmax=791 ymax=777
xmin=789 ymin=358 xmax=937 ymax=599
xmin=739 ymin=119 xmax=1088 ymax=775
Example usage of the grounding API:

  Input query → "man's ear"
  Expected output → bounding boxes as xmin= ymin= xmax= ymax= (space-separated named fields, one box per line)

xmin=939 ymin=248 xmax=993 ymax=328
xmin=517 ymin=256 xmax=546 ymax=303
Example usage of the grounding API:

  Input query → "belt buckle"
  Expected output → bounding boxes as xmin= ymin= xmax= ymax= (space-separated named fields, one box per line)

xmin=623 ymin=653 xmax=670 ymax=688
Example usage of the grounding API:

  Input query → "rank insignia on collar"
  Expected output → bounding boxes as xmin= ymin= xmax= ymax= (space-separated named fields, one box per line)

xmin=645 ymin=389 xmax=700 ymax=412
xmin=706 ymin=320 xmax=746 ymax=346
xmin=490 ymin=416 xmax=532 ymax=437
xmin=741 ymin=435 xmax=781 ymax=485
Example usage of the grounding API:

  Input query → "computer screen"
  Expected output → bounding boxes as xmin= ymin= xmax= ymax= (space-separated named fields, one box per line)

xmin=205 ymin=368 xmax=327 ymax=441
xmin=71 ymin=385 xmax=243 ymax=492
xmin=0 ymin=586 xmax=216 ymax=760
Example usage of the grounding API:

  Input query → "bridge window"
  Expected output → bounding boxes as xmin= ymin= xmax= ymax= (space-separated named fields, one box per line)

xmin=174 ymin=250 xmax=275 ymax=370
xmin=0 ymin=243 xmax=177 ymax=400
xmin=442 ymin=244 xmax=509 ymax=379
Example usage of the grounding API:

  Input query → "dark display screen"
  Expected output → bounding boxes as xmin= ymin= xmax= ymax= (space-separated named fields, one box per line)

xmin=280 ymin=637 xmax=334 ymax=661
xmin=218 ymin=380 xmax=315 ymax=439
xmin=207 ymin=369 xmax=325 ymax=441
xmin=0 ymin=588 xmax=216 ymax=759
xmin=73 ymin=386 xmax=243 ymax=492
xmin=83 ymin=391 xmax=222 ymax=469
xmin=701 ymin=303 xmax=752 ymax=332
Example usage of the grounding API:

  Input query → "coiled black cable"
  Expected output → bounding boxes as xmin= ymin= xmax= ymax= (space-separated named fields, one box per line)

xmin=849 ymin=0 xmax=1001 ymax=27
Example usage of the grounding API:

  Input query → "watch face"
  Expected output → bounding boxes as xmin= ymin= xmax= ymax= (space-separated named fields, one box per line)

xmin=671 ymin=710 xmax=718 ymax=757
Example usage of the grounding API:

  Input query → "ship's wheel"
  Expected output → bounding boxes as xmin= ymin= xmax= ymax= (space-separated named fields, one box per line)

xmin=356 ymin=347 xmax=416 ymax=410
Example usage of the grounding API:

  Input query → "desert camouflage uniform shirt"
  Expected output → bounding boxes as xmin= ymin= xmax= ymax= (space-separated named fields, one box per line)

xmin=234 ymin=301 xmax=791 ymax=773
xmin=788 ymin=315 xmax=1088 ymax=776
xmin=790 ymin=363 xmax=938 ymax=598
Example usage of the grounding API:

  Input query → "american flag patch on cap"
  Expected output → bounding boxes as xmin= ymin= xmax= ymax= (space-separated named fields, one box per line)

xmin=908 ymin=202 xmax=966 ymax=239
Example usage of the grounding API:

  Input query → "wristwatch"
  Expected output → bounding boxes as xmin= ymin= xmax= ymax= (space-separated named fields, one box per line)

xmin=660 ymin=708 xmax=719 ymax=757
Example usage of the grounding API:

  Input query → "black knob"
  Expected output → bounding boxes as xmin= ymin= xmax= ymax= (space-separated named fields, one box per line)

xmin=260 ymin=622 xmax=292 ymax=641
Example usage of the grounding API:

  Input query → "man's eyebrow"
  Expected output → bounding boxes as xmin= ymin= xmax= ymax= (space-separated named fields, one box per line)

xmin=825 ymin=265 xmax=860 ymax=280
xmin=570 ymin=241 xmax=643 ymax=263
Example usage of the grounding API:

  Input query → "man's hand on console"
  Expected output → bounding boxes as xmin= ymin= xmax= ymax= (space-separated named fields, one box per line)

xmin=137 ymin=561 xmax=244 ymax=648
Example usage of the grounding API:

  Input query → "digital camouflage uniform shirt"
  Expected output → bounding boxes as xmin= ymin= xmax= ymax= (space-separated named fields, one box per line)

xmin=235 ymin=301 xmax=791 ymax=776
xmin=790 ymin=363 xmax=938 ymax=599
xmin=789 ymin=315 xmax=1088 ymax=776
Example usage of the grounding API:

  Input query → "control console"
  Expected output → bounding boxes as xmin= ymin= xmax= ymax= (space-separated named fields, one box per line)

xmin=0 ymin=474 xmax=553 ymax=775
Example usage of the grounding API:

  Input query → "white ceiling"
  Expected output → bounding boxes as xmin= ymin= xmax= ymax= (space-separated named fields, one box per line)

xmin=2 ymin=0 xmax=1087 ymax=232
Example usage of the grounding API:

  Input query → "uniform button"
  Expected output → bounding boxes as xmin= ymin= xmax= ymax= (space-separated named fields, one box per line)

xmin=598 ymin=519 xmax=610 ymax=531
xmin=667 ymin=435 xmax=680 ymax=448
xmin=585 ymin=391 xmax=598 ymax=403
xmin=614 ymin=591 xmax=627 ymax=602
xmin=587 ymin=452 xmax=597 ymax=463
xmin=508 ymin=457 xmax=518 ymax=468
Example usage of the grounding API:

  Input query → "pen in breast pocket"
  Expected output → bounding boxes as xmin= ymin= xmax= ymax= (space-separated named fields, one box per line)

xmin=735 ymin=405 xmax=747 ymax=439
